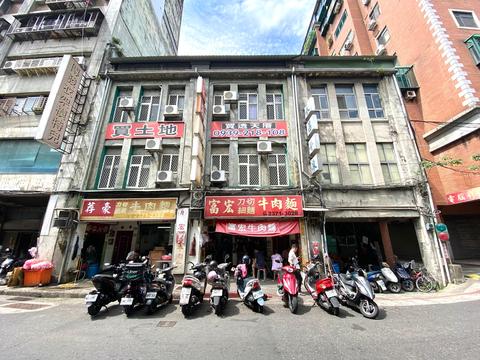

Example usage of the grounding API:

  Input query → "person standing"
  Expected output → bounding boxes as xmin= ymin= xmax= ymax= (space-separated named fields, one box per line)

xmin=271 ymin=252 xmax=283 ymax=281
xmin=288 ymin=244 xmax=301 ymax=291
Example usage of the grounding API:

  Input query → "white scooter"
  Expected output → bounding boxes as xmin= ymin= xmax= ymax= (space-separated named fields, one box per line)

xmin=234 ymin=264 xmax=266 ymax=313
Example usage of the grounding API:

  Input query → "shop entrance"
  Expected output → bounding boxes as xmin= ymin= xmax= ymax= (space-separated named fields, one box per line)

xmin=112 ymin=231 xmax=133 ymax=265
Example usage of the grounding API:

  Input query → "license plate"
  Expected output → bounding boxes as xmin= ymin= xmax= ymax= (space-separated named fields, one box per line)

xmin=85 ymin=294 xmax=98 ymax=303
xmin=120 ymin=297 xmax=134 ymax=306
xmin=377 ymin=280 xmax=387 ymax=290
xmin=179 ymin=288 xmax=191 ymax=305
xmin=211 ymin=289 xmax=223 ymax=297
xmin=146 ymin=292 xmax=157 ymax=299
xmin=325 ymin=289 xmax=337 ymax=298
xmin=253 ymin=291 xmax=264 ymax=300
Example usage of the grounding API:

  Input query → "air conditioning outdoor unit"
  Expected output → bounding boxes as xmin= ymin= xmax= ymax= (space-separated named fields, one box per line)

xmin=405 ymin=90 xmax=417 ymax=100
xmin=223 ymin=91 xmax=238 ymax=103
xmin=212 ymin=105 xmax=229 ymax=117
xmin=52 ymin=210 xmax=76 ymax=229
xmin=304 ymin=97 xmax=316 ymax=121
xmin=164 ymin=104 xmax=179 ymax=116
xmin=32 ymin=97 xmax=47 ymax=114
xmin=156 ymin=170 xmax=174 ymax=183
xmin=368 ymin=19 xmax=377 ymax=31
xmin=118 ymin=96 xmax=134 ymax=109
xmin=375 ymin=44 xmax=387 ymax=55
xmin=343 ymin=41 xmax=353 ymax=51
xmin=2 ymin=60 xmax=15 ymax=71
xmin=362 ymin=0 xmax=371 ymax=5
xmin=257 ymin=141 xmax=272 ymax=154
xmin=145 ymin=138 xmax=162 ymax=151
xmin=210 ymin=170 xmax=227 ymax=183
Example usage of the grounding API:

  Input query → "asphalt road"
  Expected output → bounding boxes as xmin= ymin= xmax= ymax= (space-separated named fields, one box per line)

xmin=0 ymin=295 xmax=478 ymax=360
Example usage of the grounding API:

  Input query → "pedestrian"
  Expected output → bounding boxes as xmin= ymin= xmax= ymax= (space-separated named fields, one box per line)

xmin=288 ymin=243 xmax=302 ymax=291
xmin=271 ymin=251 xmax=283 ymax=281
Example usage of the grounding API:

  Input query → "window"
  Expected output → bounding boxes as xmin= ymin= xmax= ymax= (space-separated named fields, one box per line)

xmin=363 ymin=84 xmax=385 ymax=119
xmin=346 ymin=144 xmax=372 ymax=184
xmin=369 ymin=3 xmax=380 ymax=21
xmin=112 ymin=96 xmax=129 ymax=123
xmin=126 ymin=153 xmax=151 ymax=188
xmin=239 ymin=154 xmax=260 ymax=186
xmin=340 ymin=30 xmax=354 ymax=55
xmin=266 ymin=93 xmax=283 ymax=120
xmin=214 ymin=94 xmax=224 ymax=106
xmin=0 ymin=140 xmax=62 ymax=173
xmin=238 ymin=92 xmax=257 ymax=120
xmin=376 ymin=26 xmax=390 ymax=45
xmin=311 ymin=86 xmax=330 ymax=119
xmin=168 ymin=93 xmax=185 ymax=111
xmin=465 ymin=34 xmax=480 ymax=65
xmin=138 ymin=92 xmax=161 ymax=122
xmin=98 ymin=150 xmax=121 ymax=189
xmin=268 ymin=154 xmax=288 ymax=186
xmin=0 ymin=96 xmax=45 ymax=116
xmin=377 ymin=143 xmax=400 ymax=183
xmin=395 ymin=66 xmax=419 ymax=89
xmin=319 ymin=144 xmax=340 ymax=184
xmin=160 ymin=153 xmax=179 ymax=173
xmin=334 ymin=10 xmax=348 ymax=38
xmin=211 ymin=154 xmax=229 ymax=176
xmin=335 ymin=85 xmax=358 ymax=119
xmin=451 ymin=10 xmax=479 ymax=28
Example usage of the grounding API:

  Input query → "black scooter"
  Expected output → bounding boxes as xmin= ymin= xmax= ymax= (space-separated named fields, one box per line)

xmin=145 ymin=265 xmax=176 ymax=314
xmin=120 ymin=258 xmax=153 ymax=317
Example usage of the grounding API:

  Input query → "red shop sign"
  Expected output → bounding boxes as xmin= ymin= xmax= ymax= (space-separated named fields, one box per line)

xmin=216 ymin=220 xmax=300 ymax=237
xmin=446 ymin=186 xmax=480 ymax=205
xmin=105 ymin=122 xmax=185 ymax=140
xmin=204 ymin=195 xmax=303 ymax=218
xmin=210 ymin=121 xmax=288 ymax=138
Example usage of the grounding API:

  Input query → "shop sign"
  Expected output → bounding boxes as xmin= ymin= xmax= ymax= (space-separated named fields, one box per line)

xmin=80 ymin=198 xmax=177 ymax=221
xmin=216 ymin=220 xmax=300 ymax=237
xmin=86 ymin=223 xmax=110 ymax=234
xmin=210 ymin=121 xmax=288 ymax=138
xmin=446 ymin=186 xmax=480 ymax=205
xmin=204 ymin=195 xmax=303 ymax=218
xmin=173 ymin=208 xmax=189 ymax=269
xmin=104 ymin=122 xmax=184 ymax=140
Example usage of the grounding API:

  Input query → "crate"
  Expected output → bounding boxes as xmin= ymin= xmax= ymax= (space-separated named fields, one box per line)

xmin=23 ymin=269 xmax=53 ymax=287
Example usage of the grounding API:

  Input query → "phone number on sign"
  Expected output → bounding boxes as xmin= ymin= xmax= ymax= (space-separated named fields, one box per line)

xmin=262 ymin=211 xmax=299 ymax=216
xmin=212 ymin=128 xmax=287 ymax=137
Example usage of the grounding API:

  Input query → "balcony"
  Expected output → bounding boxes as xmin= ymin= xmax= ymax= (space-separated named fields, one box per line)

xmin=2 ymin=56 xmax=85 ymax=76
xmin=45 ymin=0 xmax=92 ymax=10
xmin=465 ymin=34 xmax=480 ymax=66
xmin=395 ymin=66 xmax=419 ymax=91
xmin=7 ymin=8 xmax=103 ymax=41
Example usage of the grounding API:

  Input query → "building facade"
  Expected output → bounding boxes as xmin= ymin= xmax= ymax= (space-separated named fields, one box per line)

xmin=302 ymin=0 xmax=480 ymax=262
xmin=57 ymin=55 xmax=446 ymax=283
xmin=0 ymin=0 xmax=184 ymax=280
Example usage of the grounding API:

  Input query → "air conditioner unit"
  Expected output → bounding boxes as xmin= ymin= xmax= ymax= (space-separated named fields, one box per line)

xmin=333 ymin=0 xmax=343 ymax=14
xmin=308 ymin=133 xmax=321 ymax=157
xmin=145 ymin=138 xmax=162 ymax=151
xmin=52 ymin=210 xmax=75 ymax=229
xmin=212 ymin=105 xmax=229 ymax=117
xmin=257 ymin=141 xmax=272 ymax=154
xmin=223 ymin=91 xmax=238 ymax=103
xmin=405 ymin=90 xmax=417 ymax=100
xmin=32 ymin=97 xmax=47 ymax=114
xmin=310 ymin=154 xmax=322 ymax=177
xmin=156 ymin=170 xmax=174 ymax=183
xmin=2 ymin=60 xmax=15 ymax=71
xmin=164 ymin=104 xmax=179 ymax=116
xmin=368 ymin=19 xmax=377 ymax=31
xmin=210 ymin=170 xmax=227 ymax=183
xmin=375 ymin=44 xmax=387 ymax=55
xmin=343 ymin=40 xmax=353 ymax=51
xmin=304 ymin=97 xmax=316 ymax=121
xmin=118 ymin=96 xmax=134 ymax=109
xmin=362 ymin=0 xmax=371 ymax=5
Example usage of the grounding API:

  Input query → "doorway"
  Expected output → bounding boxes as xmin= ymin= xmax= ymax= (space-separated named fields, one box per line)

xmin=112 ymin=231 xmax=133 ymax=264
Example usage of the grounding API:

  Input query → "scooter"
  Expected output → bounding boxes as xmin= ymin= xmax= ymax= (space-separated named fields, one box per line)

xmin=120 ymin=258 xmax=153 ymax=317
xmin=302 ymin=259 xmax=340 ymax=316
xmin=235 ymin=263 xmax=266 ymax=313
xmin=366 ymin=271 xmax=387 ymax=293
xmin=0 ymin=248 xmax=15 ymax=285
xmin=393 ymin=263 xmax=415 ymax=292
xmin=85 ymin=263 xmax=127 ymax=317
xmin=207 ymin=257 xmax=231 ymax=316
xmin=145 ymin=265 xmax=176 ymax=314
xmin=380 ymin=262 xmax=401 ymax=293
xmin=277 ymin=265 xmax=300 ymax=314
xmin=334 ymin=267 xmax=379 ymax=319
xmin=179 ymin=256 xmax=211 ymax=317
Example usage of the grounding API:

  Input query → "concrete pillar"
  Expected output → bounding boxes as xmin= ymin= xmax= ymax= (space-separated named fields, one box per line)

xmin=379 ymin=221 xmax=395 ymax=266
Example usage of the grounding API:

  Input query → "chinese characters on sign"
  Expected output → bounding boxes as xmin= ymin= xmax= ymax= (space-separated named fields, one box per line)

xmin=216 ymin=220 xmax=300 ymax=237
xmin=80 ymin=198 xmax=177 ymax=221
xmin=105 ymin=122 xmax=184 ymax=140
xmin=446 ymin=186 xmax=480 ymax=205
xmin=204 ymin=195 xmax=303 ymax=218
xmin=210 ymin=121 xmax=288 ymax=138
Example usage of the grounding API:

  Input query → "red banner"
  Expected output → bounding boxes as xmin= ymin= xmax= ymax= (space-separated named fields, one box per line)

xmin=210 ymin=121 xmax=287 ymax=138
xmin=446 ymin=186 xmax=480 ymax=205
xmin=204 ymin=195 xmax=303 ymax=218
xmin=216 ymin=220 xmax=300 ymax=237
xmin=105 ymin=122 xmax=184 ymax=140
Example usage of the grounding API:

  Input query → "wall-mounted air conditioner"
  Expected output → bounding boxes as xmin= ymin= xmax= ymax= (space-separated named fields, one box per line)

xmin=52 ymin=210 xmax=77 ymax=229
xmin=308 ymin=133 xmax=321 ymax=157
xmin=375 ymin=44 xmax=387 ymax=55
xmin=405 ymin=90 xmax=417 ymax=100
xmin=368 ymin=19 xmax=377 ymax=31
xmin=212 ymin=105 xmax=229 ymax=117
xmin=32 ymin=97 xmax=47 ymax=115
xmin=257 ymin=141 xmax=272 ymax=154
xmin=118 ymin=96 xmax=134 ymax=109
xmin=210 ymin=170 xmax=227 ymax=183
xmin=145 ymin=138 xmax=162 ymax=151
xmin=2 ymin=60 xmax=16 ymax=72
xmin=304 ymin=97 xmax=316 ymax=121
xmin=164 ymin=104 xmax=179 ymax=116
xmin=343 ymin=40 xmax=353 ymax=51
xmin=305 ymin=113 xmax=319 ymax=139
xmin=310 ymin=154 xmax=322 ymax=177
xmin=156 ymin=170 xmax=174 ymax=183
xmin=223 ymin=91 xmax=238 ymax=103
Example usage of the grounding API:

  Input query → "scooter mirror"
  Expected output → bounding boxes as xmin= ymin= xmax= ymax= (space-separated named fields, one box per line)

xmin=224 ymin=254 xmax=230 ymax=261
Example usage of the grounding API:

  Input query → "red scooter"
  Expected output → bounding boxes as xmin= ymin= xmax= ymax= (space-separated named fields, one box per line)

xmin=276 ymin=265 xmax=300 ymax=314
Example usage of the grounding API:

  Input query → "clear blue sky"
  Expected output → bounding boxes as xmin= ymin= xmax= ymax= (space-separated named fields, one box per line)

xmin=174 ymin=0 xmax=316 ymax=55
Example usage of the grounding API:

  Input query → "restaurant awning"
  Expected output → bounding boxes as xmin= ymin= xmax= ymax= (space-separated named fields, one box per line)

xmin=215 ymin=220 xmax=300 ymax=237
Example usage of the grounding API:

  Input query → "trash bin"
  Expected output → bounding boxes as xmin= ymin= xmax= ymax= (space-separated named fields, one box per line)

xmin=23 ymin=269 xmax=52 ymax=286
xmin=87 ymin=263 xmax=99 ymax=278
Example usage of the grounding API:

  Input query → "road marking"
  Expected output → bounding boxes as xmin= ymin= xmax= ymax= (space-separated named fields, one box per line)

xmin=0 ymin=301 xmax=56 ymax=314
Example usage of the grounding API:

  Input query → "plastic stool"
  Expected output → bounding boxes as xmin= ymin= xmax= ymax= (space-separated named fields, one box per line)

xmin=257 ymin=268 xmax=266 ymax=281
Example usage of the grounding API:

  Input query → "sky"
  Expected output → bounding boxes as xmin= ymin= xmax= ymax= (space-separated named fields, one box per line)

xmin=175 ymin=0 xmax=316 ymax=55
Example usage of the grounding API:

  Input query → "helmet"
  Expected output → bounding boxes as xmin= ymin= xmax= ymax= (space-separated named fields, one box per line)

xmin=207 ymin=270 xmax=218 ymax=283
xmin=241 ymin=255 xmax=250 ymax=265
xmin=126 ymin=251 xmax=139 ymax=262
xmin=209 ymin=260 xmax=218 ymax=269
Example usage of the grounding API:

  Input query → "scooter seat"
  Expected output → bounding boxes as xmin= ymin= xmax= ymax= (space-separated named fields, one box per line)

xmin=339 ymin=273 xmax=355 ymax=287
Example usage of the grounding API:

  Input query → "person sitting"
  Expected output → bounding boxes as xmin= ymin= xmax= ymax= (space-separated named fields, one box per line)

xmin=271 ymin=252 xmax=283 ymax=281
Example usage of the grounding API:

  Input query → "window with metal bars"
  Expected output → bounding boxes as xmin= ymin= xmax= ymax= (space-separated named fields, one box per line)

xmin=160 ymin=154 xmax=179 ymax=173
xmin=268 ymin=154 xmax=288 ymax=186
xmin=266 ymin=93 xmax=283 ymax=120
xmin=319 ymin=144 xmax=340 ymax=184
xmin=377 ymin=143 xmax=400 ymax=183
xmin=168 ymin=93 xmax=185 ymax=111
xmin=98 ymin=151 xmax=121 ymax=189
xmin=238 ymin=92 xmax=257 ymax=120
xmin=363 ymin=84 xmax=385 ymax=119
xmin=238 ymin=154 xmax=260 ymax=186
xmin=138 ymin=93 xmax=161 ymax=122
xmin=112 ymin=96 xmax=129 ymax=123
xmin=211 ymin=154 xmax=229 ymax=175
xmin=335 ymin=85 xmax=358 ymax=119
xmin=126 ymin=154 xmax=152 ymax=188
xmin=311 ymin=86 xmax=330 ymax=119
xmin=346 ymin=143 xmax=372 ymax=184
xmin=214 ymin=94 xmax=224 ymax=105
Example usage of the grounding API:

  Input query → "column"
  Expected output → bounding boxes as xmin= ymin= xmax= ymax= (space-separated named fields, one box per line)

xmin=379 ymin=221 xmax=395 ymax=266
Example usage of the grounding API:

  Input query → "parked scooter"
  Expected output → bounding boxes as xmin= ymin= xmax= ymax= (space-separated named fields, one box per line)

xmin=120 ymin=257 xmax=153 ymax=317
xmin=393 ymin=262 xmax=415 ymax=292
xmin=277 ymin=265 xmax=300 ymax=314
xmin=235 ymin=255 xmax=266 ymax=313
xmin=367 ymin=262 xmax=401 ymax=293
xmin=145 ymin=265 xmax=176 ymax=314
xmin=302 ymin=258 xmax=340 ymax=316
xmin=366 ymin=271 xmax=387 ymax=293
xmin=207 ymin=256 xmax=231 ymax=316
xmin=179 ymin=255 xmax=211 ymax=317
xmin=0 ymin=248 xmax=15 ymax=285
xmin=85 ymin=263 xmax=127 ymax=317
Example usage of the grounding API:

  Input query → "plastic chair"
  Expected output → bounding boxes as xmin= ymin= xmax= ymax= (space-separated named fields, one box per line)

xmin=257 ymin=267 xmax=266 ymax=281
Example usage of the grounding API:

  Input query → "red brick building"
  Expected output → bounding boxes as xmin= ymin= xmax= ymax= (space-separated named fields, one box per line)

xmin=302 ymin=0 xmax=480 ymax=260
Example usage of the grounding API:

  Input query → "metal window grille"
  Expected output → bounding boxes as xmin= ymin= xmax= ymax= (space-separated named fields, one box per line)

xmin=138 ymin=94 xmax=161 ymax=122
xmin=363 ymin=84 xmax=384 ymax=118
xmin=335 ymin=85 xmax=358 ymax=119
xmin=98 ymin=154 xmax=120 ymax=189
xmin=268 ymin=154 xmax=288 ymax=186
xmin=377 ymin=143 xmax=400 ymax=183
xmin=266 ymin=93 xmax=283 ymax=120
xmin=160 ymin=154 xmax=179 ymax=173
xmin=112 ymin=97 xmax=128 ymax=123
xmin=238 ymin=93 xmax=257 ymax=120
xmin=319 ymin=144 xmax=340 ymax=184
xmin=168 ymin=94 xmax=185 ymax=110
xmin=126 ymin=155 xmax=151 ymax=188
xmin=239 ymin=154 xmax=259 ymax=186
xmin=346 ymin=144 xmax=372 ymax=184
xmin=211 ymin=154 xmax=229 ymax=174
xmin=312 ymin=86 xmax=331 ymax=119
xmin=214 ymin=95 xmax=224 ymax=106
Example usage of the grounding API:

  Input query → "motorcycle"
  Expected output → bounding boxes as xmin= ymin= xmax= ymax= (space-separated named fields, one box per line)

xmin=393 ymin=263 xmax=415 ymax=292
xmin=85 ymin=263 xmax=127 ymax=317
xmin=368 ymin=262 xmax=401 ymax=293
xmin=0 ymin=248 xmax=15 ymax=285
xmin=145 ymin=265 xmax=176 ymax=314
xmin=179 ymin=255 xmax=211 ymax=317
xmin=235 ymin=263 xmax=265 ymax=313
xmin=120 ymin=257 xmax=153 ymax=317
xmin=302 ymin=259 xmax=340 ymax=316
xmin=207 ymin=256 xmax=231 ymax=316
xmin=366 ymin=271 xmax=387 ymax=293
xmin=334 ymin=267 xmax=379 ymax=319
xmin=277 ymin=265 xmax=300 ymax=314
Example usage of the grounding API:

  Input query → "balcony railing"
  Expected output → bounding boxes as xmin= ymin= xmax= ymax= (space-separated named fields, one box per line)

xmin=7 ymin=8 xmax=103 ymax=41
xmin=45 ymin=0 xmax=92 ymax=10
xmin=395 ymin=66 xmax=419 ymax=91
xmin=2 ymin=56 xmax=85 ymax=76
